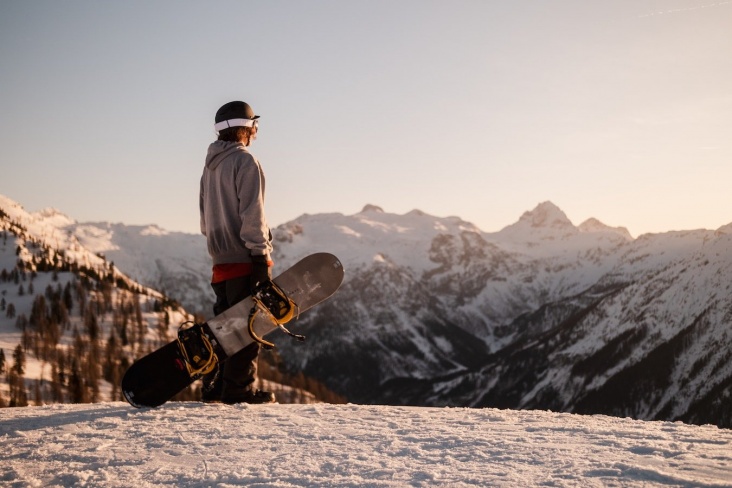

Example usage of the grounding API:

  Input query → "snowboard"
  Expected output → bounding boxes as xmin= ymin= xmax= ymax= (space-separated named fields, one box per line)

xmin=121 ymin=252 xmax=344 ymax=408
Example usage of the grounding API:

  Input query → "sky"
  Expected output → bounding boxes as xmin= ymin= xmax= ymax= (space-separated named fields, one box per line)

xmin=0 ymin=0 xmax=730 ymax=238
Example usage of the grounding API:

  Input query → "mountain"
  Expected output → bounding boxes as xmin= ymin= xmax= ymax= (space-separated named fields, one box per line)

xmin=0 ymin=195 xmax=194 ymax=407
xmin=2 ymin=193 xmax=731 ymax=428
xmin=69 ymin=222 xmax=212 ymax=315
xmin=0 ymin=195 xmax=344 ymax=406
xmin=23 ymin=205 xmax=213 ymax=316
xmin=0 ymin=198 xmax=209 ymax=315
xmin=269 ymin=202 xmax=732 ymax=428
xmin=389 ymin=227 xmax=732 ymax=426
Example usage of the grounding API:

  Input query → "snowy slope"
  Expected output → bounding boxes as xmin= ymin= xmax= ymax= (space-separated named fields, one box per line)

xmin=69 ymin=221 xmax=212 ymax=314
xmin=0 ymin=194 xmax=211 ymax=314
xmin=1 ymin=402 xmax=730 ymax=488
xmin=389 ymin=226 xmax=732 ymax=427
xmin=0 ymin=195 xmax=195 ymax=405
xmin=0 ymin=195 xmax=107 ymax=272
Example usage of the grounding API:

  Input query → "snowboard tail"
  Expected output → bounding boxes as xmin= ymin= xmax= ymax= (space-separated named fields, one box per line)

xmin=122 ymin=341 xmax=196 ymax=408
xmin=122 ymin=321 xmax=226 ymax=408
xmin=122 ymin=253 xmax=344 ymax=408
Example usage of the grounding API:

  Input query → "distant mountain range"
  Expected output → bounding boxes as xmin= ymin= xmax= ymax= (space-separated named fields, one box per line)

xmin=1 ymin=194 xmax=730 ymax=427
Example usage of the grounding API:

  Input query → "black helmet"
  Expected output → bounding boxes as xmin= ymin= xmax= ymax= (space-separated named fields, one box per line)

xmin=214 ymin=101 xmax=259 ymax=131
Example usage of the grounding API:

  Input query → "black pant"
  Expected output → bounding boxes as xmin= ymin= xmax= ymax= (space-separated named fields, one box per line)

xmin=202 ymin=275 xmax=261 ymax=400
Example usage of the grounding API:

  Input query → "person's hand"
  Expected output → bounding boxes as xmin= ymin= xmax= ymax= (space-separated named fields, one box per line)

xmin=251 ymin=255 xmax=271 ymax=287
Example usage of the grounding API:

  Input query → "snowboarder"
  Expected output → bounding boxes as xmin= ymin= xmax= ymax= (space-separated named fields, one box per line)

xmin=199 ymin=100 xmax=275 ymax=404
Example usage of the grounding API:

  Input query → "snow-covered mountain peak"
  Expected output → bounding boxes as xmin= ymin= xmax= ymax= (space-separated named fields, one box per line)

xmin=496 ymin=201 xmax=575 ymax=237
xmin=492 ymin=201 xmax=578 ymax=247
xmin=716 ymin=222 xmax=732 ymax=235
xmin=520 ymin=201 xmax=574 ymax=229
xmin=0 ymin=196 xmax=77 ymax=231
xmin=273 ymin=206 xmax=485 ymax=273
xmin=579 ymin=218 xmax=633 ymax=240
xmin=140 ymin=224 xmax=169 ymax=236
xmin=32 ymin=207 xmax=76 ymax=228
xmin=0 ymin=194 xmax=24 ymax=214
xmin=360 ymin=204 xmax=384 ymax=213
xmin=33 ymin=207 xmax=76 ymax=223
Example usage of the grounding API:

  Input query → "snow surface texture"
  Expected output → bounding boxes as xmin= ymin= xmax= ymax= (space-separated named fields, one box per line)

xmin=1 ymin=403 xmax=730 ymax=488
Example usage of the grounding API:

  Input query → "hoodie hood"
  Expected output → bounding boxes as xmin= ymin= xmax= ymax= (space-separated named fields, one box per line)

xmin=206 ymin=141 xmax=248 ymax=170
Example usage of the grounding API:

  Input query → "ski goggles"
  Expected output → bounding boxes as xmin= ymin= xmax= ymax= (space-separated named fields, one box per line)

xmin=214 ymin=118 xmax=259 ymax=132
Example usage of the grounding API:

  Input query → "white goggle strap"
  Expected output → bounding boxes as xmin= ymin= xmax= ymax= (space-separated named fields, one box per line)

xmin=214 ymin=118 xmax=258 ymax=132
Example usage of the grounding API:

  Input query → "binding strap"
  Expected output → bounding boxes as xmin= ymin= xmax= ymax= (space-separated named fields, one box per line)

xmin=247 ymin=280 xmax=304 ymax=349
xmin=176 ymin=322 xmax=219 ymax=377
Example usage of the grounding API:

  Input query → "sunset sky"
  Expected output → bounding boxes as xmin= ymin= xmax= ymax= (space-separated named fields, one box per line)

xmin=1 ymin=0 xmax=730 ymax=237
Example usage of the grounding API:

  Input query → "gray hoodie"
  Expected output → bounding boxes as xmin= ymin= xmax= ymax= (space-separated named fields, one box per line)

xmin=199 ymin=141 xmax=272 ymax=265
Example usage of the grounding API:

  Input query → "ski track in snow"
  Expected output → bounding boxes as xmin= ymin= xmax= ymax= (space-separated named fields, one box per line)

xmin=1 ymin=403 xmax=731 ymax=487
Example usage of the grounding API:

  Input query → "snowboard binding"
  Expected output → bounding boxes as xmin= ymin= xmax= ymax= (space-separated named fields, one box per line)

xmin=248 ymin=279 xmax=304 ymax=349
xmin=176 ymin=322 xmax=219 ymax=378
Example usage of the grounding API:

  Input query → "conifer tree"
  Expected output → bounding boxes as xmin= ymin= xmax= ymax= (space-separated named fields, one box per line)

xmin=105 ymin=329 xmax=125 ymax=402
xmin=33 ymin=380 xmax=43 ymax=406
xmin=85 ymin=310 xmax=99 ymax=342
xmin=50 ymin=363 xmax=64 ymax=403
xmin=87 ymin=336 xmax=101 ymax=403
xmin=7 ymin=371 xmax=28 ymax=407
xmin=76 ymin=281 xmax=86 ymax=318
xmin=8 ymin=344 xmax=28 ymax=407
xmin=63 ymin=282 xmax=73 ymax=312
xmin=68 ymin=358 xmax=87 ymax=403
xmin=57 ymin=348 xmax=67 ymax=386
xmin=13 ymin=343 xmax=25 ymax=375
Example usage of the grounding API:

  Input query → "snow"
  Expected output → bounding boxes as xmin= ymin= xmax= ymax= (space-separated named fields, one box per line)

xmin=1 ymin=403 xmax=730 ymax=487
xmin=578 ymin=218 xmax=633 ymax=240
xmin=0 ymin=194 xmax=212 ymax=313
xmin=274 ymin=207 xmax=484 ymax=273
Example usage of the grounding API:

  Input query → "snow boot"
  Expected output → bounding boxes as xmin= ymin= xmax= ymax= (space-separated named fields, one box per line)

xmin=221 ymin=388 xmax=276 ymax=405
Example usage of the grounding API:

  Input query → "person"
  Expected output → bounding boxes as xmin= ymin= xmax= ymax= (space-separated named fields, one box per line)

xmin=199 ymin=100 xmax=275 ymax=404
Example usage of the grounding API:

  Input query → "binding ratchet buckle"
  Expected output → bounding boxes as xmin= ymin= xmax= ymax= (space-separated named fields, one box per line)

xmin=176 ymin=322 xmax=218 ymax=378
xmin=248 ymin=280 xmax=303 ymax=349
